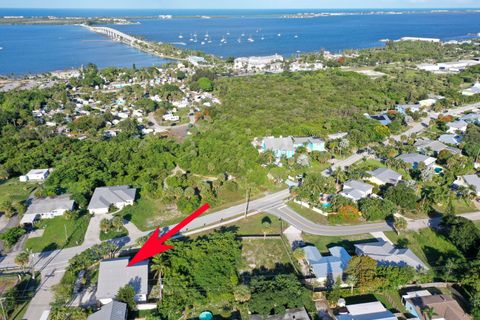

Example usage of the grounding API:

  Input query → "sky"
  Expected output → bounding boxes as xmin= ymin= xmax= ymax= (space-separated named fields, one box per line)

xmin=1 ymin=0 xmax=480 ymax=9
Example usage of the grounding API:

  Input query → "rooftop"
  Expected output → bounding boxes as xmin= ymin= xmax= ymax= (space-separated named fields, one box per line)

xmin=368 ymin=168 xmax=402 ymax=185
xmin=24 ymin=194 xmax=74 ymax=215
xmin=87 ymin=186 xmax=136 ymax=210
xmin=407 ymin=294 xmax=470 ymax=320
xmin=88 ymin=301 xmax=127 ymax=320
xmin=96 ymin=257 xmax=148 ymax=300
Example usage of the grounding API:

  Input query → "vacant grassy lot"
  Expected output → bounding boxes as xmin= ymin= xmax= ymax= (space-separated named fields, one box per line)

xmin=238 ymin=238 xmax=292 ymax=274
xmin=0 ymin=179 xmax=36 ymax=204
xmin=385 ymin=228 xmax=464 ymax=268
xmin=433 ymin=199 xmax=477 ymax=214
xmin=119 ymin=196 xmax=183 ymax=231
xmin=302 ymin=233 xmax=376 ymax=255
xmin=25 ymin=215 xmax=90 ymax=252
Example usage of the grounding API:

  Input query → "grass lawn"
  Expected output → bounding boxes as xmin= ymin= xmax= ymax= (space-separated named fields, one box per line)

xmin=99 ymin=226 xmax=128 ymax=241
xmin=231 ymin=213 xmax=284 ymax=235
xmin=119 ymin=196 xmax=183 ymax=231
xmin=238 ymin=238 xmax=293 ymax=274
xmin=287 ymin=202 xmax=329 ymax=225
xmin=385 ymin=228 xmax=464 ymax=268
xmin=0 ymin=274 xmax=18 ymax=295
xmin=0 ymin=179 xmax=37 ymax=204
xmin=9 ymin=273 xmax=40 ymax=320
xmin=25 ymin=215 xmax=90 ymax=252
xmin=433 ymin=199 xmax=477 ymax=214
xmin=302 ymin=233 xmax=376 ymax=255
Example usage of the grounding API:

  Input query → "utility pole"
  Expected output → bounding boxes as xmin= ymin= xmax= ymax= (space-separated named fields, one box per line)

xmin=0 ymin=297 xmax=7 ymax=320
xmin=244 ymin=187 xmax=251 ymax=218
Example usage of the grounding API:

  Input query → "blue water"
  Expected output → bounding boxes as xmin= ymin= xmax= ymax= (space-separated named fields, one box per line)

xmin=0 ymin=24 xmax=169 ymax=75
xmin=1 ymin=9 xmax=480 ymax=74
xmin=113 ymin=12 xmax=480 ymax=58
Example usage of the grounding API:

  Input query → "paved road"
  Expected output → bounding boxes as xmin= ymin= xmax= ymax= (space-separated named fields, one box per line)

xmin=7 ymin=102 xmax=480 ymax=319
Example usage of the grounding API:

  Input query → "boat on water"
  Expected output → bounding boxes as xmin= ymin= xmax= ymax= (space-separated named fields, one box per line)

xmin=201 ymin=41 xmax=205 ymax=45
xmin=237 ymin=37 xmax=242 ymax=43
xmin=277 ymin=33 xmax=282 ymax=37
xmin=241 ymin=33 xmax=245 ymax=37
xmin=248 ymin=35 xmax=254 ymax=43
xmin=178 ymin=34 xmax=183 ymax=39
xmin=294 ymin=35 xmax=299 ymax=38
xmin=220 ymin=36 xmax=227 ymax=43
xmin=0 ymin=47 xmax=3 ymax=50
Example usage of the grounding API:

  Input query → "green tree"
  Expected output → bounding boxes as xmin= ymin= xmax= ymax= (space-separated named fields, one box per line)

xmin=111 ymin=216 xmax=124 ymax=231
xmin=233 ymin=284 xmax=251 ymax=303
xmin=394 ymin=216 xmax=408 ymax=234
xmin=261 ymin=216 xmax=272 ymax=239
xmin=116 ymin=284 xmax=137 ymax=311
xmin=197 ymin=77 xmax=214 ymax=92
xmin=15 ymin=250 xmax=30 ymax=272
xmin=358 ymin=197 xmax=396 ymax=221
xmin=385 ymin=184 xmax=417 ymax=212
xmin=346 ymin=256 xmax=378 ymax=291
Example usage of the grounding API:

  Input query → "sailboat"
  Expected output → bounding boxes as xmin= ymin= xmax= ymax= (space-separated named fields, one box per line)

xmin=294 ymin=35 xmax=299 ymax=39
xmin=248 ymin=35 xmax=254 ymax=43
xmin=237 ymin=37 xmax=242 ymax=43
xmin=178 ymin=33 xmax=184 ymax=39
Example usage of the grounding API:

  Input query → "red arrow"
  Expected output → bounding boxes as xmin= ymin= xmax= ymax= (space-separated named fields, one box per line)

xmin=128 ymin=203 xmax=210 ymax=266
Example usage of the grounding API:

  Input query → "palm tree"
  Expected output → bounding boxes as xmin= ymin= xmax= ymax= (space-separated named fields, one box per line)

xmin=100 ymin=218 xmax=111 ymax=233
xmin=394 ymin=217 xmax=408 ymax=235
xmin=346 ymin=274 xmax=357 ymax=294
xmin=293 ymin=248 xmax=305 ymax=262
xmin=15 ymin=250 xmax=30 ymax=273
xmin=422 ymin=306 xmax=437 ymax=320
xmin=233 ymin=284 xmax=251 ymax=303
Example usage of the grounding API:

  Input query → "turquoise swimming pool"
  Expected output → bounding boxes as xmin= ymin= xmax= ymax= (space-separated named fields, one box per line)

xmin=199 ymin=311 xmax=213 ymax=320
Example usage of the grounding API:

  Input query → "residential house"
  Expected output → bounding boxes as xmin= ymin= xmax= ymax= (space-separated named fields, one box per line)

xmin=396 ymin=153 xmax=437 ymax=169
xmin=396 ymin=104 xmax=421 ymax=115
xmin=96 ymin=257 xmax=148 ymax=305
xmin=87 ymin=186 xmax=136 ymax=214
xmin=88 ymin=300 xmax=127 ymax=320
xmin=20 ymin=194 xmax=75 ymax=226
xmin=303 ymin=246 xmax=351 ymax=285
xmin=365 ymin=113 xmax=392 ymax=126
xmin=250 ymin=307 xmax=310 ymax=320
xmin=234 ymin=54 xmax=284 ymax=73
xmin=446 ymin=120 xmax=468 ymax=134
xmin=418 ymin=98 xmax=439 ymax=108
xmin=187 ymin=56 xmax=207 ymax=67
xmin=460 ymin=112 xmax=480 ymax=124
xmin=461 ymin=82 xmax=480 ymax=96
xmin=414 ymin=139 xmax=461 ymax=156
xmin=354 ymin=240 xmax=428 ymax=270
xmin=19 ymin=169 xmax=50 ymax=182
xmin=336 ymin=301 xmax=397 ymax=320
xmin=367 ymin=168 xmax=402 ymax=186
xmin=438 ymin=134 xmax=463 ymax=146
xmin=259 ymin=136 xmax=325 ymax=159
xmin=403 ymin=291 xmax=471 ymax=320
xmin=340 ymin=180 xmax=374 ymax=201
xmin=456 ymin=175 xmax=480 ymax=196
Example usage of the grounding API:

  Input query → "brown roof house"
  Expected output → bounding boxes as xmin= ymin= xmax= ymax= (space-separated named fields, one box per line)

xmin=403 ymin=291 xmax=471 ymax=320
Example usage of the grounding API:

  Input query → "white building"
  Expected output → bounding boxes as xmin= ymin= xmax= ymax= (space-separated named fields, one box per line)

xmin=339 ymin=180 xmax=374 ymax=201
xmin=462 ymin=82 xmax=480 ymax=96
xmin=20 ymin=194 xmax=75 ymax=226
xmin=446 ymin=120 xmax=468 ymax=134
xmin=87 ymin=186 xmax=136 ymax=214
xmin=20 ymin=169 xmax=50 ymax=182
xmin=234 ymin=55 xmax=284 ymax=73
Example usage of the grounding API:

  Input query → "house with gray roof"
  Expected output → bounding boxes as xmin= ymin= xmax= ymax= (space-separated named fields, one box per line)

xmin=20 ymin=194 xmax=75 ymax=226
xmin=461 ymin=82 xmax=480 ymax=96
xmin=396 ymin=153 xmax=436 ymax=169
xmin=303 ymin=246 xmax=351 ymax=286
xmin=365 ymin=113 xmax=392 ymax=126
xmin=367 ymin=168 xmax=402 ymax=186
xmin=460 ymin=112 xmax=480 ymax=124
xmin=88 ymin=301 xmax=127 ymax=320
xmin=96 ymin=257 xmax=148 ymax=305
xmin=438 ymin=134 xmax=463 ymax=146
xmin=457 ymin=174 xmax=480 ymax=196
xmin=250 ymin=307 xmax=310 ymax=320
xmin=340 ymin=180 xmax=374 ymax=201
xmin=396 ymin=104 xmax=422 ymax=115
xmin=355 ymin=240 xmax=428 ymax=270
xmin=88 ymin=186 xmax=136 ymax=214
xmin=414 ymin=139 xmax=461 ymax=156
xmin=446 ymin=120 xmax=468 ymax=134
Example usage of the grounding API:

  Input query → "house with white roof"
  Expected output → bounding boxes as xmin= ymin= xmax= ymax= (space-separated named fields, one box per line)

xmin=258 ymin=136 xmax=325 ymax=159
xmin=87 ymin=186 xmax=136 ymax=214
xmin=446 ymin=120 xmax=468 ymax=134
xmin=19 ymin=169 xmax=50 ymax=182
xmin=96 ymin=257 xmax=148 ymax=305
xmin=367 ymin=168 xmax=402 ymax=186
xmin=303 ymin=245 xmax=351 ymax=285
xmin=355 ymin=240 xmax=428 ymax=270
xmin=396 ymin=104 xmax=421 ymax=115
xmin=336 ymin=300 xmax=397 ymax=320
xmin=340 ymin=180 xmax=374 ymax=201
xmin=20 ymin=194 xmax=75 ymax=226
xmin=396 ymin=153 xmax=436 ymax=169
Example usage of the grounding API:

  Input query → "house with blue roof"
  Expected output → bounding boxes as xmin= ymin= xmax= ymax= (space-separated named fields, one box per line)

xmin=303 ymin=245 xmax=351 ymax=286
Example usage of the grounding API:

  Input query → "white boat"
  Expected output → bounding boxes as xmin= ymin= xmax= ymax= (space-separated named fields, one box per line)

xmin=178 ymin=34 xmax=183 ymax=39
xmin=220 ymin=36 xmax=227 ymax=43
xmin=248 ymin=36 xmax=254 ymax=43
xmin=201 ymin=41 xmax=205 ymax=45
xmin=226 ymin=32 xmax=230 ymax=35
xmin=261 ymin=35 xmax=265 ymax=40
xmin=277 ymin=33 xmax=282 ymax=37
xmin=237 ymin=37 xmax=242 ymax=43
xmin=294 ymin=35 xmax=299 ymax=38
xmin=241 ymin=33 xmax=245 ymax=37
xmin=0 ymin=47 xmax=3 ymax=50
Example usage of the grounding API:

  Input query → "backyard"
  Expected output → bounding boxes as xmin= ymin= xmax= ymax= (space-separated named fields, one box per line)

xmin=0 ymin=179 xmax=37 ymax=204
xmin=238 ymin=238 xmax=294 ymax=274
xmin=25 ymin=215 xmax=90 ymax=252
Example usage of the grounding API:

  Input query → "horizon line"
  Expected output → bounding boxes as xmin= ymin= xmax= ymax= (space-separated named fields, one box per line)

xmin=2 ymin=7 xmax=480 ymax=10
